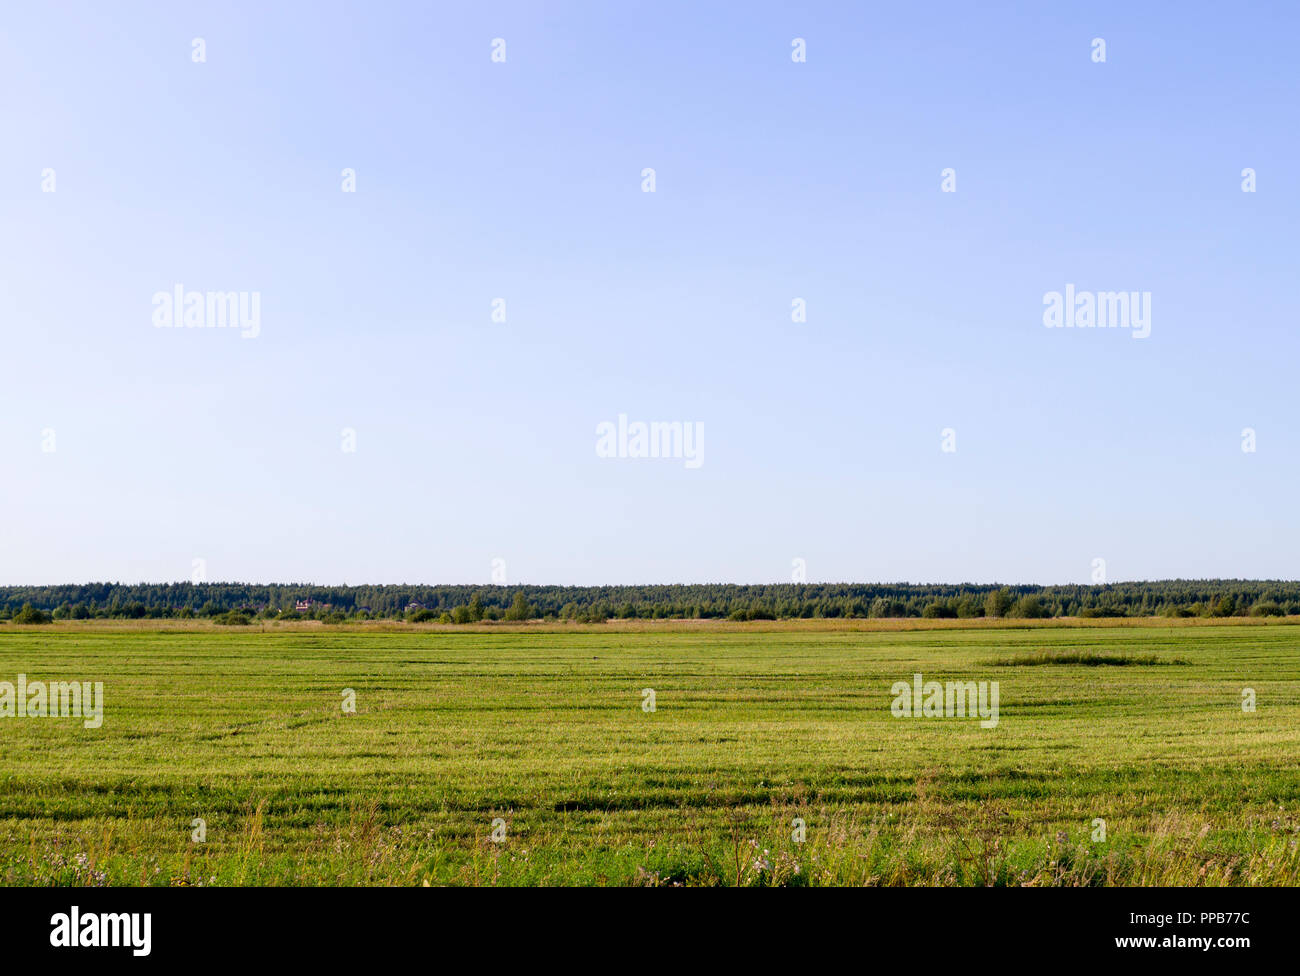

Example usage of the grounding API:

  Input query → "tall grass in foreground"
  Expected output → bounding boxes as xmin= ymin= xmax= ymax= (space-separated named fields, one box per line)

xmin=6 ymin=808 xmax=1298 ymax=886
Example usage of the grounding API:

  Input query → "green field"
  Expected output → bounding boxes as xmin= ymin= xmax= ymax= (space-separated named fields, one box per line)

xmin=1 ymin=619 xmax=1298 ymax=886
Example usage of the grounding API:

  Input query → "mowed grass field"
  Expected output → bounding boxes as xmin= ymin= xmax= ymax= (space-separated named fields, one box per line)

xmin=1 ymin=620 xmax=1298 ymax=886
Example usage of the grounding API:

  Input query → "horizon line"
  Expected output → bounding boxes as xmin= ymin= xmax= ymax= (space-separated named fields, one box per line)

xmin=3 ymin=578 xmax=1297 ymax=589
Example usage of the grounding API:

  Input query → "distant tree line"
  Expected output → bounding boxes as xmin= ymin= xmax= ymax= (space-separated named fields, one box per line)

xmin=0 ymin=580 xmax=1297 ymax=623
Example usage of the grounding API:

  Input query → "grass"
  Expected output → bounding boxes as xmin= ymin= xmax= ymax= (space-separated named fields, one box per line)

xmin=0 ymin=618 xmax=1297 ymax=886
xmin=988 ymin=649 xmax=1191 ymax=667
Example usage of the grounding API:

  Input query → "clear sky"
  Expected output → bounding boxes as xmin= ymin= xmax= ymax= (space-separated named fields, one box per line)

xmin=2 ymin=1 xmax=1297 ymax=587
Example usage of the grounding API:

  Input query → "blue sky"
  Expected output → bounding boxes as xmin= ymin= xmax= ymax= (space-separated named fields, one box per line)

xmin=2 ymin=1 xmax=1297 ymax=586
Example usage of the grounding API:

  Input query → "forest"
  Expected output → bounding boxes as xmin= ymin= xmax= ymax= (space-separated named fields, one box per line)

xmin=1 ymin=580 xmax=1296 ymax=623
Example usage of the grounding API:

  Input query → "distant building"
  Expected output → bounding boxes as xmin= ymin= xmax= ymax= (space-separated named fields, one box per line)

xmin=406 ymin=601 xmax=424 ymax=612
xmin=295 ymin=600 xmax=312 ymax=612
